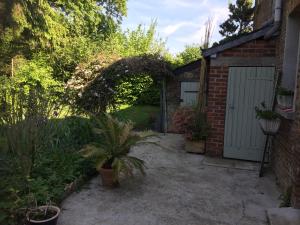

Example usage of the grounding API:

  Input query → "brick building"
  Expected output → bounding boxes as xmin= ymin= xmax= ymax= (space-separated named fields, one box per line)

xmin=202 ymin=0 xmax=300 ymax=208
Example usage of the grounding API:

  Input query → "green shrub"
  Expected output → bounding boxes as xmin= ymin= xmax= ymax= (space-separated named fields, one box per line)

xmin=279 ymin=187 xmax=292 ymax=207
xmin=112 ymin=105 xmax=160 ymax=130
xmin=115 ymin=74 xmax=160 ymax=106
xmin=44 ymin=116 xmax=95 ymax=151
xmin=135 ymin=83 xmax=160 ymax=106
xmin=277 ymin=87 xmax=294 ymax=96
xmin=0 ymin=82 xmax=95 ymax=225
xmin=255 ymin=102 xmax=280 ymax=120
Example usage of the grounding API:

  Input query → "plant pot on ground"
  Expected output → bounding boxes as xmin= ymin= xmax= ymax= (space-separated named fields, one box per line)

xmin=255 ymin=103 xmax=281 ymax=135
xmin=81 ymin=114 xmax=152 ymax=188
xmin=26 ymin=205 xmax=60 ymax=225
xmin=277 ymin=87 xmax=294 ymax=109
xmin=185 ymin=140 xmax=205 ymax=154
xmin=184 ymin=110 xmax=210 ymax=154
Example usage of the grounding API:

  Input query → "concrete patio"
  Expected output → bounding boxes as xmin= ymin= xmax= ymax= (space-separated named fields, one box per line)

xmin=58 ymin=134 xmax=280 ymax=225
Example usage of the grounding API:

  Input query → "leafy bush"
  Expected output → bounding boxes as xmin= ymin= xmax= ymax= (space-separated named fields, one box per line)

xmin=170 ymin=107 xmax=195 ymax=133
xmin=135 ymin=83 xmax=160 ymax=106
xmin=14 ymin=55 xmax=62 ymax=91
xmin=277 ymin=87 xmax=294 ymax=96
xmin=0 ymin=82 xmax=95 ymax=225
xmin=115 ymin=74 xmax=160 ymax=106
xmin=44 ymin=117 xmax=95 ymax=151
xmin=185 ymin=111 xmax=210 ymax=141
xmin=112 ymin=105 xmax=160 ymax=130
xmin=171 ymin=107 xmax=209 ymax=141
xmin=255 ymin=102 xmax=280 ymax=120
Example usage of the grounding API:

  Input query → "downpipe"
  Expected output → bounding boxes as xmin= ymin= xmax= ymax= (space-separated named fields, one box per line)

xmin=264 ymin=0 xmax=282 ymax=39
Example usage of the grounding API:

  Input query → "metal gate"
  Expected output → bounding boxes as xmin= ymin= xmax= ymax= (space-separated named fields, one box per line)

xmin=224 ymin=67 xmax=275 ymax=161
xmin=180 ymin=82 xmax=199 ymax=106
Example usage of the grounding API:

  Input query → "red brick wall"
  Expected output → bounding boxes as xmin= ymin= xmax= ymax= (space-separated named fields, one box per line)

xmin=206 ymin=39 xmax=276 ymax=157
xmin=206 ymin=66 xmax=228 ymax=156
xmin=254 ymin=0 xmax=274 ymax=29
xmin=269 ymin=0 xmax=300 ymax=208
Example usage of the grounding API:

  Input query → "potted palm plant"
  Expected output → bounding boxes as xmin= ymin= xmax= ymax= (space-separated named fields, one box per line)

xmin=277 ymin=87 xmax=294 ymax=109
xmin=81 ymin=114 xmax=147 ymax=188
xmin=255 ymin=103 xmax=281 ymax=135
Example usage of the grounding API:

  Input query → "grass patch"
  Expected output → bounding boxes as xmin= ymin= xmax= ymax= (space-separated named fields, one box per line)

xmin=112 ymin=105 xmax=160 ymax=130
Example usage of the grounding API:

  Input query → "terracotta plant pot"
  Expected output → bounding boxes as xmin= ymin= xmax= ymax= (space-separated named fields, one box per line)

xmin=27 ymin=206 xmax=60 ymax=225
xmin=277 ymin=95 xmax=294 ymax=109
xmin=99 ymin=168 xmax=119 ymax=188
xmin=185 ymin=140 xmax=205 ymax=154
xmin=259 ymin=118 xmax=281 ymax=135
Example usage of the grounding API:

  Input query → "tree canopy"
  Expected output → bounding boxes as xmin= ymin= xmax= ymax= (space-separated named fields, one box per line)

xmin=219 ymin=0 xmax=254 ymax=38
xmin=0 ymin=0 xmax=127 ymax=79
xmin=172 ymin=44 xmax=201 ymax=67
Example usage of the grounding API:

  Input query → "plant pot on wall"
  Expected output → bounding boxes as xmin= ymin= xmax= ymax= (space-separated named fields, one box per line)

xmin=277 ymin=95 xmax=294 ymax=109
xmin=27 ymin=206 xmax=60 ymax=225
xmin=258 ymin=118 xmax=281 ymax=135
xmin=255 ymin=102 xmax=281 ymax=135
xmin=185 ymin=140 xmax=205 ymax=154
xmin=277 ymin=87 xmax=294 ymax=109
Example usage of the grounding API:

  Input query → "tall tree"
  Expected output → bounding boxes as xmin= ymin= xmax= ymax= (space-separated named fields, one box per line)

xmin=0 ymin=0 xmax=127 ymax=79
xmin=219 ymin=0 xmax=254 ymax=38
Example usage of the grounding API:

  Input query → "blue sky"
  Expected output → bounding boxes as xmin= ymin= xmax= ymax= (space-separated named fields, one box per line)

xmin=121 ymin=0 xmax=230 ymax=54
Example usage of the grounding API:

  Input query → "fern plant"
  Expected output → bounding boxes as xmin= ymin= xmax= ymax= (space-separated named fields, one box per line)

xmin=81 ymin=114 xmax=148 ymax=180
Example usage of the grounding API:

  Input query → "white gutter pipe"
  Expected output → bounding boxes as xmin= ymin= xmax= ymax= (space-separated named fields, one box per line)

xmin=264 ymin=0 xmax=282 ymax=39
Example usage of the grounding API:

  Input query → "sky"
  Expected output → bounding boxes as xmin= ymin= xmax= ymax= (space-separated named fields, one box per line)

xmin=121 ymin=0 xmax=230 ymax=55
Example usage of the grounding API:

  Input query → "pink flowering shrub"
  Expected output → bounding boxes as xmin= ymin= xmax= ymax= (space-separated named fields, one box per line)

xmin=170 ymin=107 xmax=195 ymax=134
xmin=171 ymin=107 xmax=210 ymax=141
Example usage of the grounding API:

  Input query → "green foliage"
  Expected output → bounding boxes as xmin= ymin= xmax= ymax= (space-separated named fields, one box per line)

xmin=81 ymin=114 xmax=148 ymax=179
xmin=0 ymin=0 xmax=127 ymax=79
xmin=186 ymin=110 xmax=210 ymax=141
xmin=219 ymin=0 xmax=254 ymax=38
xmin=14 ymin=54 xmax=62 ymax=91
xmin=173 ymin=44 xmax=202 ymax=67
xmin=171 ymin=107 xmax=210 ymax=141
xmin=279 ymin=186 xmax=292 ymax=208
xmin=0 ymin=81 xmax=95 ymax=225
xmin=112 ymin=105 xmax=160 ymax=130
xmin=103 ymin=21 xmax=167 ymax=57
xmin=135 ymin=83 xmax=160 ymax=106
xmin=115 ymin=74 xmax=160 ymax=106
xmin=255 ymin=102 xmax=280 ymax=120
xmin=68 ymin=55 xmax=172 ymax=114
xmin=277 ymin=87 xmax=294 ymax=96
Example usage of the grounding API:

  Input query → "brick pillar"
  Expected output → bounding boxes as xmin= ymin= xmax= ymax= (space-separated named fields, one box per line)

xmin=206 ymin=66 xmax=228 ymax=157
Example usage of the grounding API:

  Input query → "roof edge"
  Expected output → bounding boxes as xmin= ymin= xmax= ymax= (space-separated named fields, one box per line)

xmin=203 ymin=26 xmax=271 ymax=57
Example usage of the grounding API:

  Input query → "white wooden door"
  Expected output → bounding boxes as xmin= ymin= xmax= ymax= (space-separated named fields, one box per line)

xmin=224 ymin=67 xmax=275 ymax=161
xmin=180 ymin=82 xmax=199 ymax=106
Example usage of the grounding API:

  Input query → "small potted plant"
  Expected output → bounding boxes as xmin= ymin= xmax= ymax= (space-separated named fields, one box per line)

xmin=255 ymin=102 xmax=281 ymax=135
xmin=81 ymin=114 xmax=148 ymax=188
xmin=26 ymin=202 xmax=60 ymax=225
xmin=171 ymin=107 xmax=209 ymax=154
xmin=184 ymin=110 xmax=210 ymax=154
xmin=277 ymin=87 xmax=294 ymax=109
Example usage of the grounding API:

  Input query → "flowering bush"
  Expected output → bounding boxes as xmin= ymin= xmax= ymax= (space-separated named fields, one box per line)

xmin=171 ymin=107 xmax=209 ymax=141
xmin=66 ymin=54 xmax=173 ymax=114
xmin=171 ymin=107 xmax=195 ymax=133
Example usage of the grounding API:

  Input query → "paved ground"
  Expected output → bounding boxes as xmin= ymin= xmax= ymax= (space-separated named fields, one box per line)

xmin=58 ymin=134 xmax=280 ymax=225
